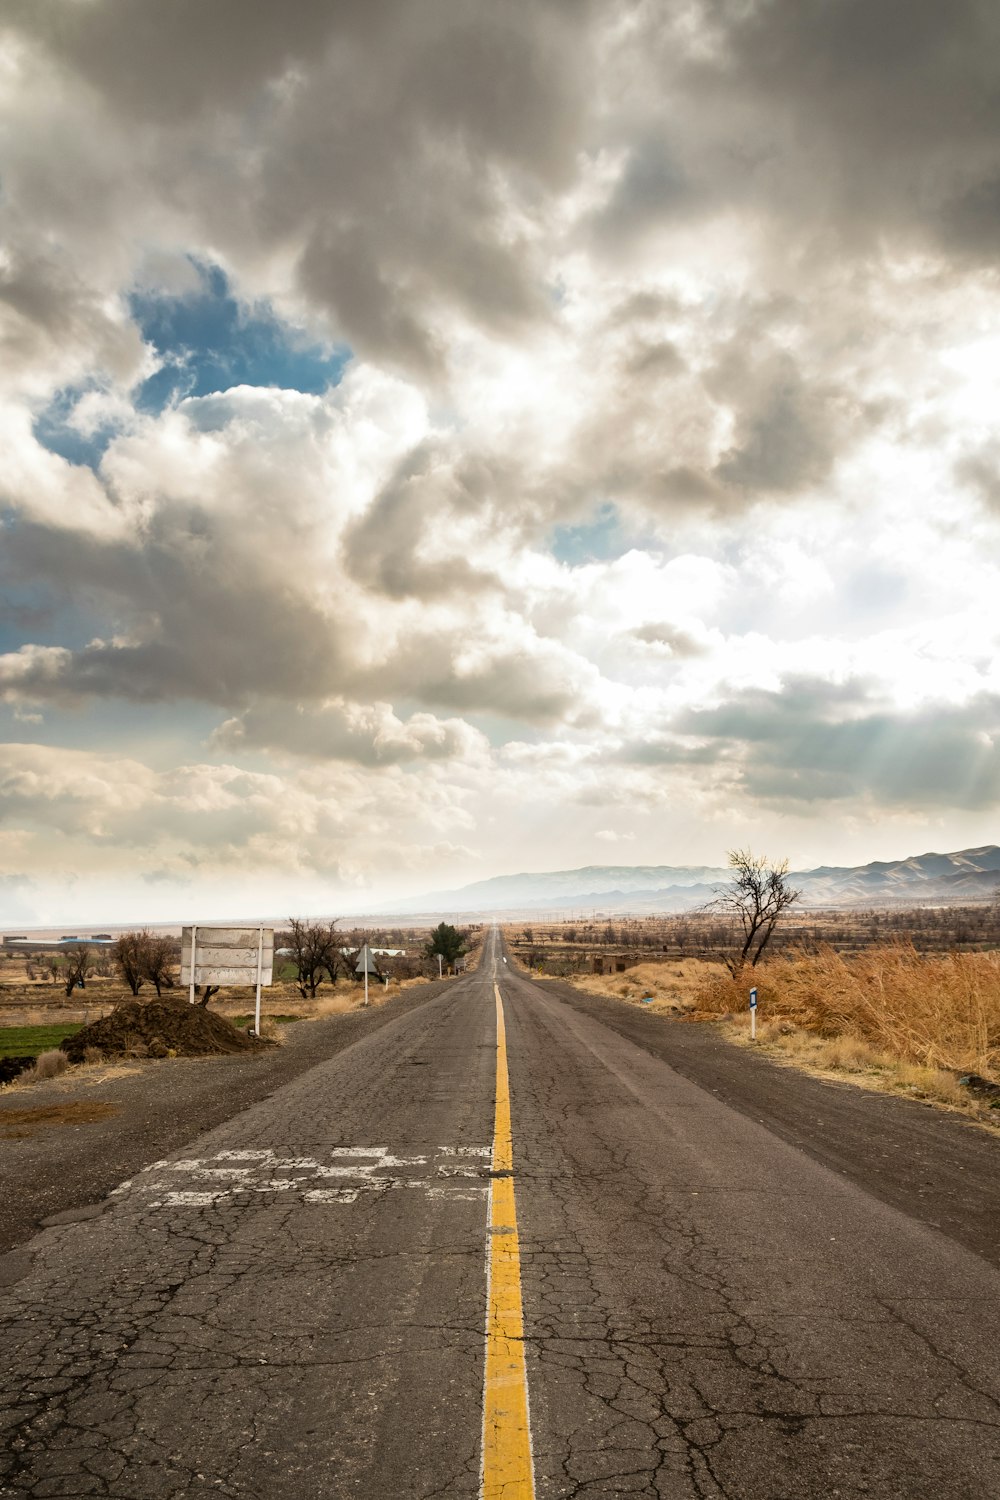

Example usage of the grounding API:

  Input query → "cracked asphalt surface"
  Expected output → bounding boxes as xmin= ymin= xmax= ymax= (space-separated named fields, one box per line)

xmin=2 ymin=930 xmax=999 ymax=1497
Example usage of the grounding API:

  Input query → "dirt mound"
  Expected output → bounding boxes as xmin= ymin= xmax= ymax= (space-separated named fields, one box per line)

xmin=0 ymin=1056 xmax=35 ymax=1086
xmin=61 ymin=999 xmax=269 ymax=1062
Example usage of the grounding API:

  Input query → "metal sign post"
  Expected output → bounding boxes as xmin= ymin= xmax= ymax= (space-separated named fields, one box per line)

xmin=749 ymin=985 xmax=758 ymax=1041
xmin=355 ymin=944 xmax=378 ymax=1007
xmin=188 ymin=925 xmax=197 ymax=1006
xmin=254 ymin=925 xmax=264 ymax=1037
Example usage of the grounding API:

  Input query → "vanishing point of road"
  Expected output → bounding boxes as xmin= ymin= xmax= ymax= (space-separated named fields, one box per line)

xmin=2 ymin=927 xmax=999 ymax=1498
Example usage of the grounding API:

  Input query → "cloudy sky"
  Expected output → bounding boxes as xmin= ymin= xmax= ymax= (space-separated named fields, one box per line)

xmin=2 ymin=0 xmax=1000 ymax=925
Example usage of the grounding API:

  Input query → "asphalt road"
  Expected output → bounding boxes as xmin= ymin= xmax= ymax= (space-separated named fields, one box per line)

xmin=2 ymin=929 xmax=999 ymax=1498
xmin=0 ymin=977 xmax=462 ymax=1256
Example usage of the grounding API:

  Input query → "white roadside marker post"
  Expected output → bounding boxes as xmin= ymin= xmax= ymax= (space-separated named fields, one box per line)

xmin=438 ymin=953 xmax=443 ymax=980
xmin=253 ymin=925 xmax=264 ymax=1038
xmin=364 ymin=963 xmax=369 ymax=1009
xmin=750 ymin=985 xmax=758 ymax=1041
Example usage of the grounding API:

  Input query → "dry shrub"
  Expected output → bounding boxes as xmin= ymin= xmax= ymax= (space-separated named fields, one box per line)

xmin=314 ymin=992 xmax=356 ymax=1018
xmin=572 ymin=959 xmax=723 ymax=1013
xmin=29 ymin=1048 xmax=70 ymax=1081
xmin=696 ymin=944 xmax=1000 ymax=1079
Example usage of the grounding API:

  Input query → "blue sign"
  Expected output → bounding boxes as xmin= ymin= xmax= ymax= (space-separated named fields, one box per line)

xmin=749 ymin=987 xmax=758 ymax=1009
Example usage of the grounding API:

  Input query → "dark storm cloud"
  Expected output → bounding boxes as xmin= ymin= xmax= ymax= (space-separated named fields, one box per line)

xmin=0 ymin=485 xmax=588 ymax=729
xmin=624 ymin=339 xmax=686 ymax=379
xmin=0 ymin=243 xmax=145 ymax=387
xmin=343 ymin=441 xmax=512 ymax=601
xmin=666 ymin=0 xmax=1000 ymax=260
xmin=590 ymin=136 xmax=697 ymax=246
xmin=573 ymin=319 xmax=857 ymax=518
xmin=378 ymin=631 xmax=590 ymax=725
xmin=0 ymin=516 xmax=350 ymax=708
xmin=712 ymin=350 xmax=840 ymax=494
xmin=9 ymin=0 xmax=344 ymax=119
xmin=7 ymin=0 xmax=601 ymax=375
xmin=675 ymin=678 xmax=1000 ymax=811
xmin=956 ymin=443 xmax=1000 ymax=512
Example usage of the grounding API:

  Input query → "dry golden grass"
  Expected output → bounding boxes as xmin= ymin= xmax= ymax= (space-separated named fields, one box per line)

xmin=695 ymin=944 xmax=1000 ymax=1079
xmin=312 ymin=975 xmax=427 ymax=1017
xmin=29 ymin=1048 xmax=70 ymax=1081
xmin=313 ymin=991 xmax=359 ymax=1018
xmin=551 ymin=943 xmax=1000 ymax=1126
xmin=566 ymin=959 xmax=723 ymax=1014
xmin=716 ymin=1012 xmax=989 ymax=1120
xmin=695 ymin=945 xmax=1000 ymax=1127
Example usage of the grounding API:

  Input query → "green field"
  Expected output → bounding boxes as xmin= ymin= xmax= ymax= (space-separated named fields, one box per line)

xmin=0 ymin=1024 xmax=84 ymax=1059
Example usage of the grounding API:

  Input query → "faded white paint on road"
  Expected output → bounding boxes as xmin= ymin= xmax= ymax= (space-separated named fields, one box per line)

xmin=117 ymin=1144 xmax=492 ymax=1208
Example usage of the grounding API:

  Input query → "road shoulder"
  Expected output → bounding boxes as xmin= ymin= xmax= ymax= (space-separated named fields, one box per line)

xmin=535 ymin=975 xmax=1000 ymax=1269
xmin=0 ymin=979 xmax=454 ymax=1257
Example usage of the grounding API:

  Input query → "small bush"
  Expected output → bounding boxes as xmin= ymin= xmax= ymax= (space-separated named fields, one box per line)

xmin=30 ymin=1049 xmax=70 ymax=1080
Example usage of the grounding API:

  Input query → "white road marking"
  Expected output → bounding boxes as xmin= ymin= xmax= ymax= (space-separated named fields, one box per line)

xmin=134 ymin=1145 xmax=491 ymax=1210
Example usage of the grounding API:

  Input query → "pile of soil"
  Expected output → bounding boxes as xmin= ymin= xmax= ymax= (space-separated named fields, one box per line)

xmin=61 ymin=998 xmax=270 ymax=1062
xmin=0 ymin=1057 xmax=35 ymax=1086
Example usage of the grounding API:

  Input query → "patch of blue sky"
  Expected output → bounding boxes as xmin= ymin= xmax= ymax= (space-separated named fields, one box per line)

xmin=32 ymin=387 xmax=114 ymax=471
xmin=33 ymin=261 xmax=350 ymax=470
xmin=130 ymin=261 xmax=350 ymax=412
xmin=548 ymin=503 xmax=629 ymax=566
xmin=0 ymin=696 xmax=224 ymax=763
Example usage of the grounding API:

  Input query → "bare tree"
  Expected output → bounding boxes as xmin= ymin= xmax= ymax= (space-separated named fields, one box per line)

xmin=283 ymin=918 xmax=341 ymax=999
xmin=63 ymin=945 xmax=91 ymax=997
xmin=113 ymin=931 xmax=148 ymax=996
xmin=709 ymin=849 xmax=800 ymax=977
xmin=142 ymin=935 xmax=176 ymax=997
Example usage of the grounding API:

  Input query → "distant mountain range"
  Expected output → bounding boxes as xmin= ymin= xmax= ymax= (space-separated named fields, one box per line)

xmin=382 ymin=846 xmax=1000 ymax=917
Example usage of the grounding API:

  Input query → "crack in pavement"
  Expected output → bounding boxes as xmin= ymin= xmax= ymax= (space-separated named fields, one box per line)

xmin=501 ymin=962 xmax=1000 ymax=1499
xmin=0 ymin=981 xmax=497 ymax=1499
xmin=4 ymin=934 xmax=1000 ymax=1499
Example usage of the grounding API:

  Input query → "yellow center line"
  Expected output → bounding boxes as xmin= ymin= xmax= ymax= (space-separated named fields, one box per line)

xmin=481 ymin=982 xmax=535 ymax=1499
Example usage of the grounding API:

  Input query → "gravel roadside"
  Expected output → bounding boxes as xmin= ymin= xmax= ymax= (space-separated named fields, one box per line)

xmin=0 ymin=979 xmax=453 ymax=1258
xmin=539 ymin=975 xmax=1000 ymax=1270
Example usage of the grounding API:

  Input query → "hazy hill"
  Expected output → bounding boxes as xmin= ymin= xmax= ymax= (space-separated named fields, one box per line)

xmin=383 ymin=846 xmax=1000 ymax=916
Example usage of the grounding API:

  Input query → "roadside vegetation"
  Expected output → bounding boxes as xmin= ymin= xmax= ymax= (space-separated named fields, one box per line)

xmin=1 ymin=920 xmax=482 ymax=1086
xmin=540 ymin=940 xmax=1000 ymax=1127
xmin=506 ymin=857 xmax=1000 ymax=1127
xmin=707 ymin=849 xmax=799 ymax=974
xmin=557 ymin=959 xmax=716 ymax=1015
xmin=425 ymin=922 xmax=467 ymax=972
xmin=695 ymin=945 xmax=1000 ymax=1118
xmin=503 ymin=902 xmax=1000 ymax=974
xmin=0 ymin=1023 xmax=83 ymax=1059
